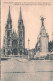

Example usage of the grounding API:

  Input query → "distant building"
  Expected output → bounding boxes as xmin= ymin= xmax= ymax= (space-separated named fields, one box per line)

xmin=35 ymin=17 xmax=49 ymax=56
xmin=3 ymin=7 xmax=25 ymax=56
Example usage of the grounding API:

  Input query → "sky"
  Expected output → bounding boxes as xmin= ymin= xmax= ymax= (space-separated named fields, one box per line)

xmin=1 ymin=0 xmax=53 ymax=49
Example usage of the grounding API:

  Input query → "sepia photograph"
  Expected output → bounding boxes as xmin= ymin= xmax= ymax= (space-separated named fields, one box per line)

xmin=1 ymin=0 xmax=53 ymax=81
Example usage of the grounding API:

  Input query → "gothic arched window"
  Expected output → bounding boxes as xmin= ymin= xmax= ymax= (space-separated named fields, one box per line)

xmin=7 ymin=31 xmax=10 ymax=37
xmin=9 ymin=24 xmax=10 ymax=28
xmin=12 ymin=40 xmax=18 ymax=47
xmin=8 ymin=51 xmax=11 ymax=55
xmin=19 ymin=31 xmax=23 ymax=38
xmin=7 ymin=39 xmax=10 ymax=45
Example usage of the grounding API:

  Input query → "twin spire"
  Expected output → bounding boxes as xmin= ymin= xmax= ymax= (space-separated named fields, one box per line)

xmin=8 ymin=7 xmax=45 ymax=27
xmin=8 ymin=6 xmax=22 ymax=21
xmin=8 ymin=7 xmax=45 ymax=30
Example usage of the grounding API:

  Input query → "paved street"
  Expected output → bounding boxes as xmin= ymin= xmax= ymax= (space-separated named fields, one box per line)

xmin=1 ymin=57 xmax=53 ymax=81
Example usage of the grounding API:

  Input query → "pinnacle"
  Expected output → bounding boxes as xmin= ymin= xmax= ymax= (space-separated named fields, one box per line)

xmin=19 ymin=7 xmax=22 ymax=20
xmin=8 ymin=6 xmax=11 ymax=21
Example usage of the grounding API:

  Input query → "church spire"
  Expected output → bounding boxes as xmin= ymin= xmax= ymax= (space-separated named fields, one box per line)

xmin=19 ymin=7 xmax=22 ymax=20
xmin=7 ymin=6 xmax=11 ymax=21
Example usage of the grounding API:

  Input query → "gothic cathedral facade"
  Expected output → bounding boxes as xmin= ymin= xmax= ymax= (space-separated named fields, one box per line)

xmin=3 ymin=7 xmax=25 ymax=56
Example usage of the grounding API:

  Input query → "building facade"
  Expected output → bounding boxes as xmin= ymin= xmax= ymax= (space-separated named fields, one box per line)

xmin=35 ymin=17 xmax=49 ymax=56
xmin=3 ymin=7 xmax=25 ymax=56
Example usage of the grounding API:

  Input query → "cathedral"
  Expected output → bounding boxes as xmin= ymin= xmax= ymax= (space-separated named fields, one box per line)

xmin=3 ymin=7 xmax=25 ymax=56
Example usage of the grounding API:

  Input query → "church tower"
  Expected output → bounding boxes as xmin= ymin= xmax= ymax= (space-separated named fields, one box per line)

xmin=5 ymin=7 xmax=12 ymax=55
xmin=18 ymin=7 xmax=25 ymax=55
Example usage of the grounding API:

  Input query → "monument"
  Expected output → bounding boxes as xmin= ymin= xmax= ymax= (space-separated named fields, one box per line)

xmin=35 ymin=17 xmax=49 ymax=56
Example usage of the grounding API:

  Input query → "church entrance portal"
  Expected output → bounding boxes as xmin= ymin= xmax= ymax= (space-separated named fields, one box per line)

xmin=8 ymin=51 xmax=11 ymax=55
xmin=20 ymin=50 xmax=22 ymax=55
xmin=12 ymin=49 xmax=18 ymax=55
xmin=12 ymin=40 xmax=18 ymax=47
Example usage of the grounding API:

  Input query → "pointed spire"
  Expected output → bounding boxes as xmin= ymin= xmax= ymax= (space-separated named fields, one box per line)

xmin=8 ymin=6 xmax=11 ymax=21
xmin=19 ymin=7 xmax=22 ymax=20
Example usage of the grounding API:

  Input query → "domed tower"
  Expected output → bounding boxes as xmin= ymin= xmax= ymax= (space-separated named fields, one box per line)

xmin=5 ymin=7 xmax=12 ymax=55
xmin=18 ymin=7 xmax=25 ymax=55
